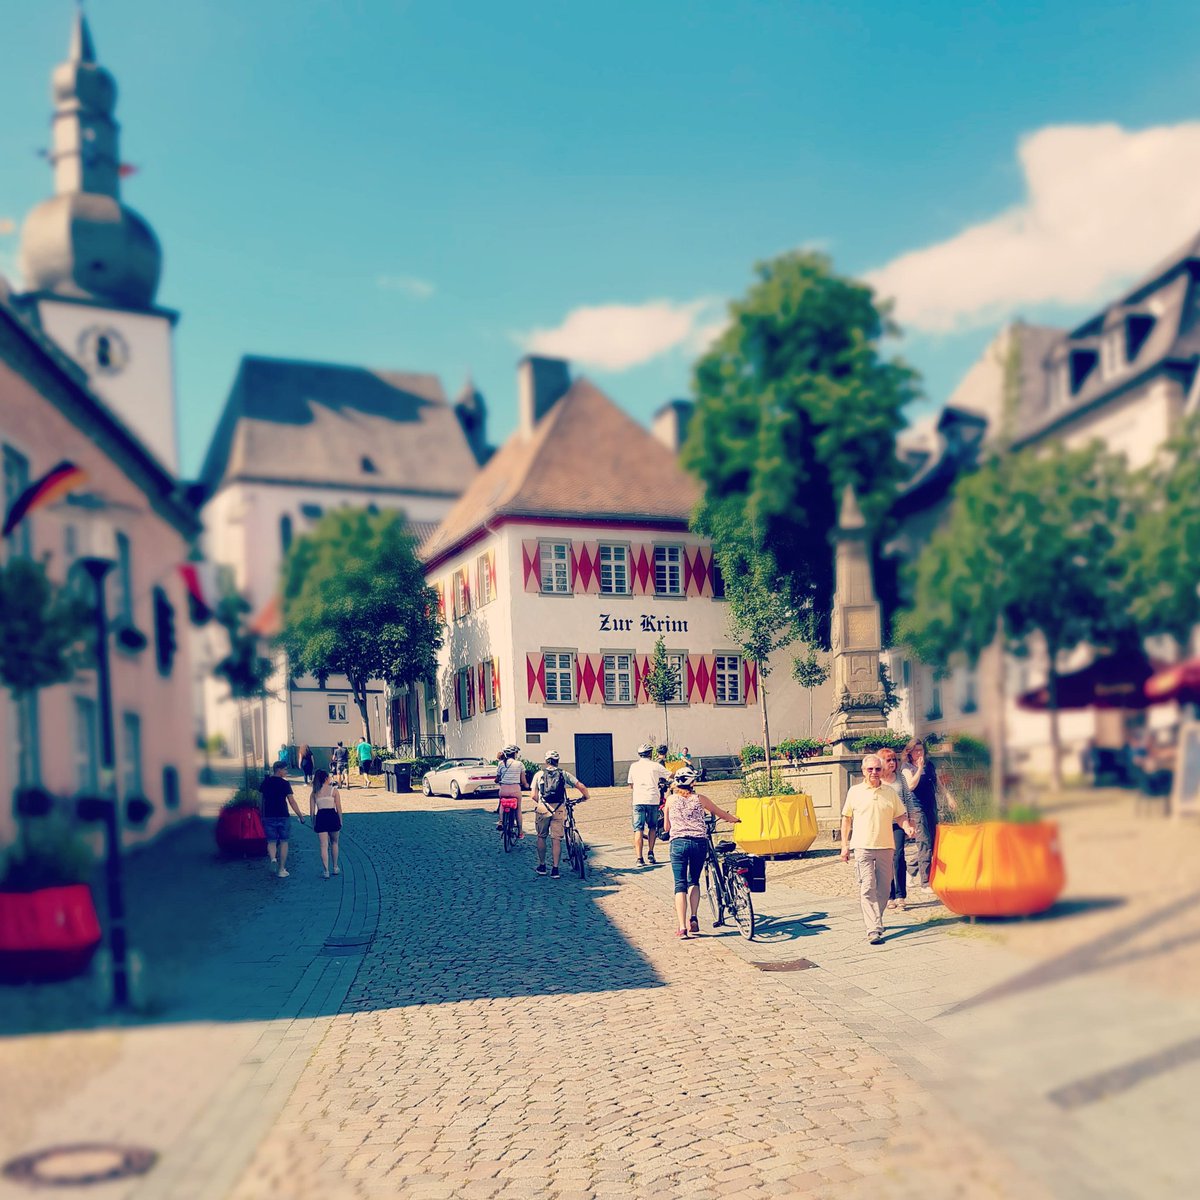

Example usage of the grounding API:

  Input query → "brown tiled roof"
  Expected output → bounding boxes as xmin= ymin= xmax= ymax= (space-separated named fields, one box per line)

xmin=421 ymin=378 xmax=699 ymax=564
xmin=199 ymin=356 xmax=479 ymax=497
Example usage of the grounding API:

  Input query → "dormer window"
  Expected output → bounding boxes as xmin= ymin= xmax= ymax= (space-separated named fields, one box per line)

xmin=1126 ymin=313 xmax=1155 ymax=360
xmin=361 ymin=456 xmax=377 ymax=474
xmin=1100 ymin=329 xmax=1123 ymax=380
xmin=1069 ymin=348 xmax=1098 ymax=394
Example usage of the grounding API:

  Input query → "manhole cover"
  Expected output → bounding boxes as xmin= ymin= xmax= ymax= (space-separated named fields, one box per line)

xmin=751 ymin=958 xmax=817 ymax=972
xmin=2 ymin=1144 xmax=157 ymax=1188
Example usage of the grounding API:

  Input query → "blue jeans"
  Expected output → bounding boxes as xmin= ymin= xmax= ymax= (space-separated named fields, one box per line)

xmin=670 ymin=836 xmax=707 ymax=894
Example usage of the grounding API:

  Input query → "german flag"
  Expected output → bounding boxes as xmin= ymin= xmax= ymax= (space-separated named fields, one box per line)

xmin=2 ymin=461 xmax=87 ymax=537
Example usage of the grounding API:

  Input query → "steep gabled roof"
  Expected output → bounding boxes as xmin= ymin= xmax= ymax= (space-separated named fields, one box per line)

xmin=421 ymin=378 xmax=698 ymax=565
xmin=199 ymin=356 xmax=479 ymax=498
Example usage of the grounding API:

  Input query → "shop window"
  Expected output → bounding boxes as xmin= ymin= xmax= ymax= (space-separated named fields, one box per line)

xmin=544 ymin=651 xmax=575 ymax=704
xmin=603 ymin=652 xmax=635 ymax=705
xmin=714 ymin=654 xmax=743 ymax=704
xmin=540 ymin=541 xmax=571 ymax=594
xmin=654 ymin=545 xmax=684 ymax=596
xmin=599 ymin=544 xmax=630 ymax=595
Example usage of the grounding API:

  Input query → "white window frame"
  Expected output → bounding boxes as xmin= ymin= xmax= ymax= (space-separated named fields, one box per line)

xmin=598 ymin=543 xmax=631 ymax=595
xmin=543 ymin=650 xmax=575 ymax=704
xmin=476 ymin=553 xmax=495 ymax=607
xmin=540 ymin=541 xmax=571 ymax=594
xmin=481 ymin=658 xmax=498 ymax=712
xmin=456 ymin=667 xmax=474 ymax=720
xmin=327 ymin=696 xmax=349 ymax=723
xmin=654 ymin=544 xmax=684 ymax=597
xmin=602 ymin=651 xmax=635 ymax=705
xmin=665 ymin=651 xmax=688 ymax=704
xmin=714 ymin=654 xmax=743 ymax=705
xmin=452 ymin=567 xmax=471 ymax=620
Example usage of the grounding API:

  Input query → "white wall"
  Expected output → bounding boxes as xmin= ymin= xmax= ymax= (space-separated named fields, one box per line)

xmin=38 ymin=299 xmax=178 ymax=472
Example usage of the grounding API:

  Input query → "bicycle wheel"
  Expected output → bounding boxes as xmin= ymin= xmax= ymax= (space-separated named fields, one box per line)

xmin=573 ymin=832 xmax=587 ymax=880
xmin=727 ymin=872 xmax=756 ymax=940
xmin=502 ymin=810 xmax=516 ymax=853
xmin=702 ymin=862 xmax=722 ymax=927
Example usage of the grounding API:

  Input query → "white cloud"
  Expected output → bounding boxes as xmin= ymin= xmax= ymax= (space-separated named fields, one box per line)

xmin=866 ymin=121 xmax=1200 ymax=333
xmin=376 ymin=274 xmax=435 ymax=299
xmin=519 ymin=297 xmax=726 ymax=371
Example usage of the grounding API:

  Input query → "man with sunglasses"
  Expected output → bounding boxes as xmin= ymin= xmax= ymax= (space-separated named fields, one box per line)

xmin=840 ymin=753 xmax=916 ymax=944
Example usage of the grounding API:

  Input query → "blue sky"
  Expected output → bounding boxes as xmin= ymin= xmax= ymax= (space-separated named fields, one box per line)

xmin=2 ymin=1 xmax=1200 ymax=476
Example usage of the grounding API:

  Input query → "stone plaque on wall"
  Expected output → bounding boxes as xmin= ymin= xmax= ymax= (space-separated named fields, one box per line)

xmin=843 ymin=606 xmax=880 ymax=650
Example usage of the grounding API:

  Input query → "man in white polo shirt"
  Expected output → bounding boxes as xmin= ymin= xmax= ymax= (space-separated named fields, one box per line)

xmin=840 ymin=753 xmax=916 ymax=944
xmin=627 ymin=742 xmax=668 ymax=867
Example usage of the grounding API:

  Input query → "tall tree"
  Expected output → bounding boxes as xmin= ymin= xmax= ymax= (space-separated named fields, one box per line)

xmin=0 ymin=557 xmax=92 ymax=695
xmin=684 ymin=250 xmax=919 ymax=647
xmin=896 ymin=441 xmax=1134 ymax=790
xmin=279 ymin=509 xmax=442 ymax=746
xmin=792 ymin=649 xmax=829 ymax=736
xmin=1118 ymin=412 xmax=1200 ymax=650
xmin=710 ymin=514 xmax=800 ymax=789
xmin=642 ymin=635 xmax=682 ymax=751
xmin=211 ymin=591 xmax=275 ymax=785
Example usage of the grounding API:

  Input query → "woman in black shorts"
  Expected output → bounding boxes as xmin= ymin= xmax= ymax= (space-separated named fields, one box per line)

xmin=309 ymin=768 xmax=343 ymax=878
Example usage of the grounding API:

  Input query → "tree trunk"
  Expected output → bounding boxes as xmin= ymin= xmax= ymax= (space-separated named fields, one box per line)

xmin=990 ymin=615 xmax=1008 ymax=813
xmin=662 ymin=703 xmax=670 ymax=752
xmin=1046 ymin=654 xmax=1063 ymax=792
xmin=758 ymin=662 xmax=772 ymax=792
xmin=238 ymin=698 xmax=252 ymax=789
xmin=351 ymin=676 xmax=372 ymax=745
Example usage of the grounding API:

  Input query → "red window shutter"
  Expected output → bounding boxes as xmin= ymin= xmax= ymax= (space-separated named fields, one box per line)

xmin=492 ymin=656 xmax=501 ymax=708
xmin=522 ymin=541 xmax=541 ymax=592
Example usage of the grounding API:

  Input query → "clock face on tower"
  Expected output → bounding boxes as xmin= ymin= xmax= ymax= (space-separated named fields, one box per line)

xmin=77 ymin=324 xmax=131 ymax=376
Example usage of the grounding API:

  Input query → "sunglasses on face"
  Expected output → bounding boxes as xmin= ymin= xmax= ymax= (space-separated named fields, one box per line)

xmin=865 ymin=767 xmax=883 ymax=773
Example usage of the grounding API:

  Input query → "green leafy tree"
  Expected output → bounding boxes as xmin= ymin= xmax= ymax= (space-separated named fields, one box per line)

xmin=685 ymin=250 xmax=919 ymax=647
xmin=711 ymin=515 xmax=800 ymax=791
xmin=0 ymin=557 xmax=92 ymax=694
xmin=211 ymin=591 xmax=275 ymax=785
xmin=792 ymin=649 xmax=829 ymax=735
xmin=280 ymin=509 xmax=442 ymax=746
xmin=643 ymin=635 xmax=682 ymax=750
xmin=896 ymin=441 xmax=1134 ymax=790
xmin=1119 ymin=412 xmax=1200 ymax=648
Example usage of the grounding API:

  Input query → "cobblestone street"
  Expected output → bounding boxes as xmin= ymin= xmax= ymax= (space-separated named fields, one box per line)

xmin=3 ymin=783 xmax=1198 ymax=1200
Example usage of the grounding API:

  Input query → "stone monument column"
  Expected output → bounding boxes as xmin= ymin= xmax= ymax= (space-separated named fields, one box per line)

xmin=827 ymin=486 xmax=887 ymax=748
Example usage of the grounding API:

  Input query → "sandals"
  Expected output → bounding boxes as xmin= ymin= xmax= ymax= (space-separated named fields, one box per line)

xmin=676 ymin=929 xmax=690 ymax=939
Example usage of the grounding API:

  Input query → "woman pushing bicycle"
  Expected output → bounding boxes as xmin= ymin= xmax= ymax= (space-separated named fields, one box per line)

xmin=494 ymin=746 xmax=527 ymax=839
xmin=662 ymin=768 xmax=738 ymax=939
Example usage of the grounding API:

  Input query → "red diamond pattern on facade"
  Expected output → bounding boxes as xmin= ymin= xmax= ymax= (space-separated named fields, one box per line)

xmin=631 ymin=546 xmax=653 ymax=595
xmin=522 ymin=541 xmax=541 ymax=592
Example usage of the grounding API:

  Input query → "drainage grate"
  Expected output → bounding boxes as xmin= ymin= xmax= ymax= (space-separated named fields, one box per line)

xmin=751 ymin=958 xmax=817 ymax=972
xmin=2 ymin=1144 xmax=157 ymax=1188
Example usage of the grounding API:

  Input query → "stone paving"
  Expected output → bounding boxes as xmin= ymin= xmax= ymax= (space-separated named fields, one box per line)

xmin=3 ymin=780 xmax=1198 ymax=1199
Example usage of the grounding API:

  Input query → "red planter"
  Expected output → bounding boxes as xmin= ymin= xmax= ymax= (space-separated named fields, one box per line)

xmin=0 ymin=884 xmax=102 ymax=983
xmin=215 ymin=805 xmax=267 ymax=858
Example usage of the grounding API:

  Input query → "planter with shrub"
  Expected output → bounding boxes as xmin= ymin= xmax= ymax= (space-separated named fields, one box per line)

xmin=215 ymin=785 xmax=267 ymax=858
xmin=734 ymin=772 xmax=818 ymax=857
xmin=0 ymin=817 xmax=101 ymax=983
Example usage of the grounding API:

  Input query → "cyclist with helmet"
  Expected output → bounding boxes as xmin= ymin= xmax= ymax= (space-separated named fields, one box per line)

xmin=529 ymin=750 xmax=590 ymax=878
xmin=663 ymin=767 xmax=739 ymax=938
xmin=627 ymin=742 xmax=669 ymax=866
xmin=494 ymin=746 xmax=527 ymax=839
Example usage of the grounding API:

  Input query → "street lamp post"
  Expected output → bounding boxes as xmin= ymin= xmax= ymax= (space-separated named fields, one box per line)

xmin=76 ymin=551 xmax=131 ymax=1009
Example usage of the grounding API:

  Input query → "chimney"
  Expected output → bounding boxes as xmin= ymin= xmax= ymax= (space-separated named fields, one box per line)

xmin=518 ymin=356 xmax=571 ymax=438
xmin=651 ymin=399 xmax=694 ymax=454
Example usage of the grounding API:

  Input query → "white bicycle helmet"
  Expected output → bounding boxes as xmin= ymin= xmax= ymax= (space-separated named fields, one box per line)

xmin=672 ymin=767 xmax=699 ymax=788
xmin=544 ymin=750 xmax=560 ymax=764
xmin=636 ymin=742 xmax=654 ymax=757
xmin=503 ymin=744 xmax=520 ymax=758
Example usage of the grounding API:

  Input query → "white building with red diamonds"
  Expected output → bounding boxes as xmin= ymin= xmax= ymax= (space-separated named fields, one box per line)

xmin=413 ymin=357 xmax=817 ymax=785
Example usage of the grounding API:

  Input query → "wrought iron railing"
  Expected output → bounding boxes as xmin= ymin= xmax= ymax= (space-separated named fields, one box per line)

xmin=409 ymin=734 xmax=445 ymax=758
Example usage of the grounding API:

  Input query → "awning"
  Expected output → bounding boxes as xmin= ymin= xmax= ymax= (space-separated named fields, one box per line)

xmin=1144 ymin=657 xmax=1200 ymax=705
xmin=1016 ymin=652 xmax=1161 ymax=712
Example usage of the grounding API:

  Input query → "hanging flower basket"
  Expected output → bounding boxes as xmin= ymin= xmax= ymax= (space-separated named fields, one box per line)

xmin=0 ymin=884 xmax=102 ymax=983
xmin=931 ymin=822 xmax=1065 ymax=917
xmin=215 ymin=805 xmax=267 ymax=858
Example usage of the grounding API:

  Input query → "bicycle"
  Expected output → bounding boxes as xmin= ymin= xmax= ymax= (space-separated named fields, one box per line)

xmin=700 ymin=814 xmax=755 ymax=939
xmin=562 ymin=799 xmax=587 ymax=879
xmin=500 ymin=796 xmax=520 ymax=852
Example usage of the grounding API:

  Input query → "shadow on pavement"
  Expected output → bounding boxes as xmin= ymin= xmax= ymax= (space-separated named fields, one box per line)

xmin=0 ymin=805 xmax=665 ymax=1037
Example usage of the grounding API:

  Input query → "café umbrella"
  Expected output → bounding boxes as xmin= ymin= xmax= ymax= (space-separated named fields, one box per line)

xmin=1016 ymin=653 xmax=1160 ymax=711
xmin=1143 ymin=657 xmax=1200 ymax=706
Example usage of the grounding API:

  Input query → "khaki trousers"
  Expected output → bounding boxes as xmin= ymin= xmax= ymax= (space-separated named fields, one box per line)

xmin=854 ymin=848 xmax=894 ymax=937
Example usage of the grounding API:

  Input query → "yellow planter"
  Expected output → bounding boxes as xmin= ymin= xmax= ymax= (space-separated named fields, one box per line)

xmin=735 ymin=793 xmax=818 ymax=856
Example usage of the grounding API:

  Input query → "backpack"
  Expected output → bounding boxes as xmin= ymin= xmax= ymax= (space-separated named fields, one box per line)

xmin=539 ymin=768 xmax=567 ymax=810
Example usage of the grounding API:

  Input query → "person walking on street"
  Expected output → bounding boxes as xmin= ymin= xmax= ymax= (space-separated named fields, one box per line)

xmin=309 ymin=768 xmax=343 ymax=878
xmin=494 ymin=746 xmax=527 ymax=838
xmin=355 ymin=735 xmax=373 ymax=785
xmin=663 ymin=767 xmax=738 ymax=939
xmin=877 ymin=745 xmax=917 ymax=911
xmin=299 ymin=743 xmax=314 ymax=787
xmin=332 ymin=741 xmax=350 ymax=788
xmin=840 ymin=754 xmax=916 ymax=944
xmin=628 ymin=743 xmax=668 ymax=866
xmin=261 ymin=760 xmax=306 ymax=878
xmin=530 ymin=750 xmax=589 ymax=877
xmin=902 ymin=740 xmax=956 ymax=893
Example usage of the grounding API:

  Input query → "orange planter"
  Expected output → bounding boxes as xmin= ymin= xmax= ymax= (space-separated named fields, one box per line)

xmin=0 ymin=884 xmax=102 ymax=983
xmin=931 ymin=822 xmax=1065 ymax=917
xmin=215 ymin=805 xmax=267 ymax=858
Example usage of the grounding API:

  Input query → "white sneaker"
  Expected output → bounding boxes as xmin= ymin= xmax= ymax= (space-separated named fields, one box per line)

xmin=332 ymin=867 xmax=340 ymax=875
xmin=322 ymin=870 xmax=330 ymax=879
xmin=277 ymin=868 xmax=290 ymax=878
xmin=267 ymin=859 xmax=278 ymax=872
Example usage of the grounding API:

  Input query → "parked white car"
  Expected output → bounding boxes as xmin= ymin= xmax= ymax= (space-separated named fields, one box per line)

xmin=421 ymin=758 xmax=500 ymax=800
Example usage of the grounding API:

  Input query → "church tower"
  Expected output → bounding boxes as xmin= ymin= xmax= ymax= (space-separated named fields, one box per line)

xmin=17 ymin=7 xmax=179 ymax=471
